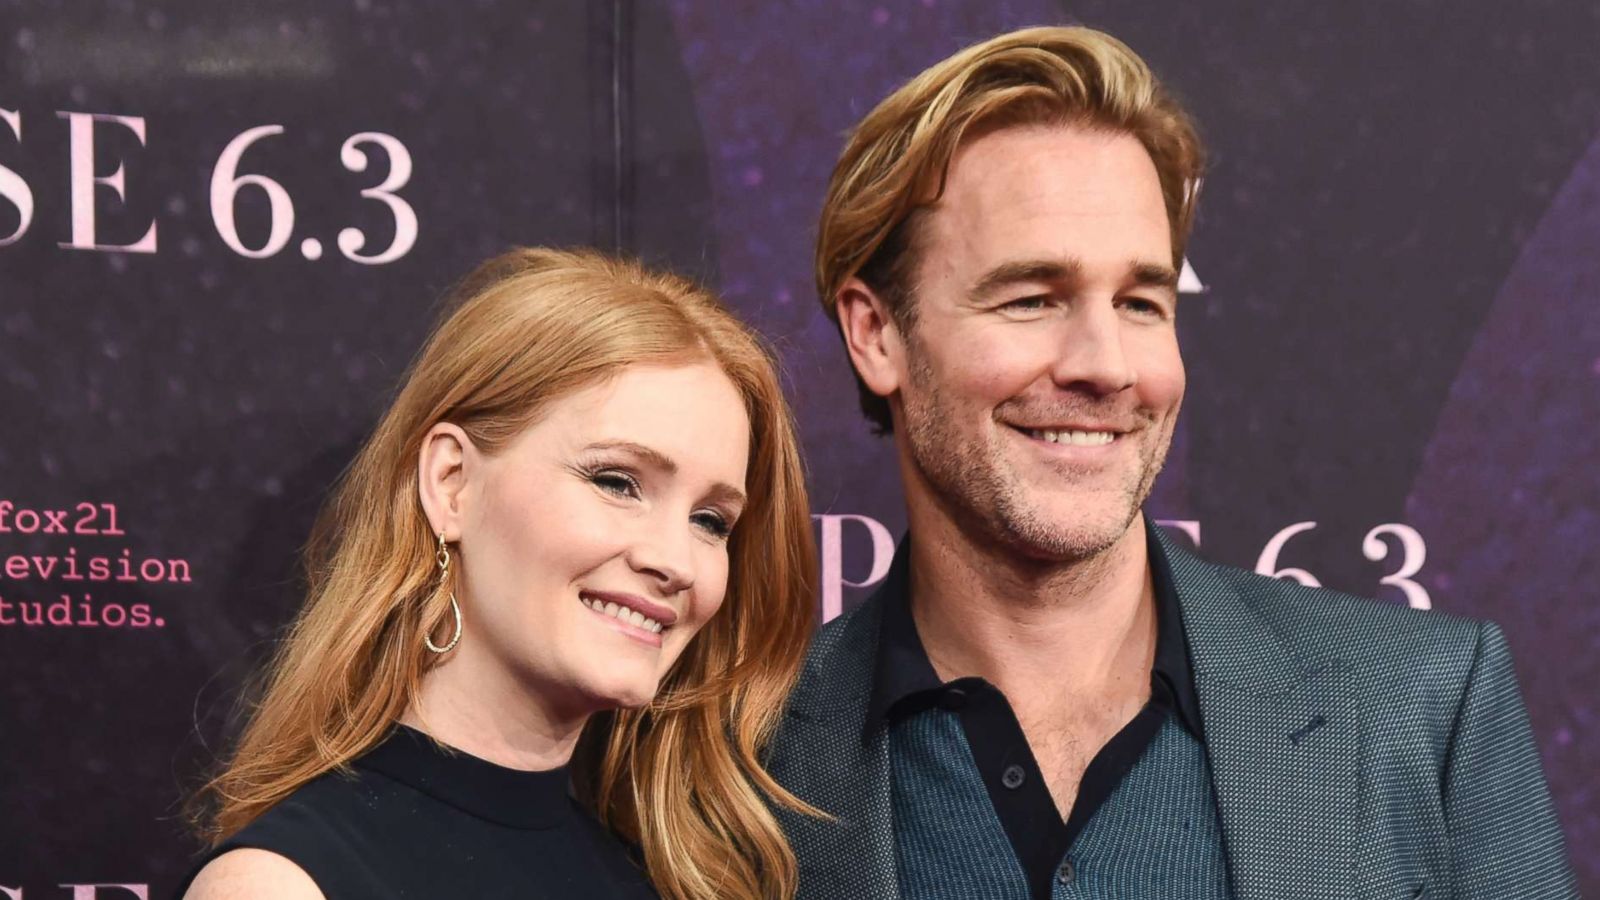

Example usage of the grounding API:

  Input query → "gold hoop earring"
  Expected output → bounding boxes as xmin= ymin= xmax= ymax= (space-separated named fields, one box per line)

xmin=425 ymin=532 xmax=462 ymax=654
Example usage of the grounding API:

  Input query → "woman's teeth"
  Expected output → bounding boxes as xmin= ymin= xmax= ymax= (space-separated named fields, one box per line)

xmin=1027 ymin=428 xmax=1115 ymax=446
xmin=581 ymin=596 xmax=665 ymax=634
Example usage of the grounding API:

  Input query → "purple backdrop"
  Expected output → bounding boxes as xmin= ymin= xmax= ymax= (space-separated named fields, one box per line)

xmin=0 ymin=1 xmax=1595 ymax=896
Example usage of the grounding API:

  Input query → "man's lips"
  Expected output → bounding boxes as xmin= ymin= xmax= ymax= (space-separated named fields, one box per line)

xmin=1009 ymin=424 xmax=1130 ymax=447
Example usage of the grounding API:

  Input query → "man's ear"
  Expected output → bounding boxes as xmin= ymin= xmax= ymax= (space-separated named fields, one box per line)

xmin=835 ymin=277 xmax=905 ymax=399
xmin=418 ymin=423 xmax=474 ymax=541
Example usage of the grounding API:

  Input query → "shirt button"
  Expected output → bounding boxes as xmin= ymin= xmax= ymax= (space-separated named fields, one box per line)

xmin=938 ymin=687 xmax=967 ymax=711
xmin=1056 ymin=859 xmax=1076 ymax=885
xmin=1001 ymin=764 xmax=1026 ymax=789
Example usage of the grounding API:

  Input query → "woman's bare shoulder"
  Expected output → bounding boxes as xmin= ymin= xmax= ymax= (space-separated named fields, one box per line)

xmin=181 ymin=848 xmax=325 ymax=900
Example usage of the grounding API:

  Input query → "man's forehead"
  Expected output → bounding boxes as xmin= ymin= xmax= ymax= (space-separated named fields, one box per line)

xmin=916 ymin=125 xmax=1171 ymax=266
xmin=942 ymin=124 xmax=1161 ymax=194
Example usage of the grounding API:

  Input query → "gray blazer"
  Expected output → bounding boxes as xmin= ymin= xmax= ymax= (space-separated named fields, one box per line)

xmin=767 ymin=528 xmax=1578 ymax=899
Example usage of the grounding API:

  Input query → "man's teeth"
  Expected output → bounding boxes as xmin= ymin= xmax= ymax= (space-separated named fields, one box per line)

xmin=581 ymin=596 xmax=665 ymax=634
xmin=1027 ymin=428 xmax=1116 ymax=446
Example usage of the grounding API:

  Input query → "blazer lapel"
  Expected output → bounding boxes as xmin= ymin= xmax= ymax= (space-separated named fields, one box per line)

xmin=771 ymin=600 xmax=900 ymax=900
xmin=1158 ymin=531 xmax=1360 ymax=900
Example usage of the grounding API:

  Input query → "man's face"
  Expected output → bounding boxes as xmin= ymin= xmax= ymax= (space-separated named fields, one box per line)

xmin=890 ymin=124 xmax=1184 ymax=562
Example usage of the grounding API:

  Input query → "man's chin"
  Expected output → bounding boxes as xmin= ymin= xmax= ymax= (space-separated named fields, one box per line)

xmin=996 ymin=499 xmax=1142 ymax=562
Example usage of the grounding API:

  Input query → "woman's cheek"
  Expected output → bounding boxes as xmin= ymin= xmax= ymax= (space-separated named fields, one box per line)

xmin=690 ymin=574 xmax=732 ymax=637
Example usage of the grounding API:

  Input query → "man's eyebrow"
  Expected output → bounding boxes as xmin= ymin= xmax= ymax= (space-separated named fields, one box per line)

xmin=585 ymin=440 xmax=747 ymax=508
xmin=970 ymin=258 xmax=1180 ymax=300
xmin=1130 ymin=262 xmax=1180 ymax=290
xmin=969 ymin=259 xmax=1082 ymax=300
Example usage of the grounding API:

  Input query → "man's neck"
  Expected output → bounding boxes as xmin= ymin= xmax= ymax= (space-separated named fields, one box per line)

xmin=905 ymin=506 xmax=1158 ymax=706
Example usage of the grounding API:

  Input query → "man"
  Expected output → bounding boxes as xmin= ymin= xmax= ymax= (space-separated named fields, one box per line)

xmin=768 ymin=25 xmax=1577 ymax=900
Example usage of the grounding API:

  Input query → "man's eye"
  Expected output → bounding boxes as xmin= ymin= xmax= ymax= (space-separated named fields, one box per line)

xmin=692 ymin=510 xmax=733 ymax=539
xmin=1121 ymin=297 xmax=1167 ymax=317
xmin=591 ymin=471 xmax=641 ymax=498
xmin=1002 ymin=295 xmax=1049 ymax=312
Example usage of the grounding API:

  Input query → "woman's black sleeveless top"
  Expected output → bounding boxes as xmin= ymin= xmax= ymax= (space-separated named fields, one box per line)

xmin=179 ymin=725 xmax=658 ymax=899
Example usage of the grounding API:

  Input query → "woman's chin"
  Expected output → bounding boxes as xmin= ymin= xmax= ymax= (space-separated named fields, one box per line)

xmin=578 ymin=678 xmax=660 ymax=713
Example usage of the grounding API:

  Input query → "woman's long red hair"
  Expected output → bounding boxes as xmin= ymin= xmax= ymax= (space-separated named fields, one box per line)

xmin=193 ymin=247 xmax=818 ymax=899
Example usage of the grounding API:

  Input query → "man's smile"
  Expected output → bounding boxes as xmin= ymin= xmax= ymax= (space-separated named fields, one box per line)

xmin=1018 ymin=426 xmax=1119 ymax=446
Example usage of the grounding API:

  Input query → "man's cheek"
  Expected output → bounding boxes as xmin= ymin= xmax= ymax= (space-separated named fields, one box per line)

xmin=954 ymin=347 xmax=1031 ymax=396
xmin=1128 ymin=349 xmax=1182 ymax=400
xmin=1153 ymin=374 xmax=1186 ymax=416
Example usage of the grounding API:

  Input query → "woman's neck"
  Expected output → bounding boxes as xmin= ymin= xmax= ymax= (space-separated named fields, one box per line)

xmin=404 ymin=647 xmax=590 ymax=771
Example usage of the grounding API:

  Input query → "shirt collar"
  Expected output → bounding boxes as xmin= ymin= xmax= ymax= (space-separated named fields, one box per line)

xmin=355 ymin=724 xmax=575 ymax=830
xmin=862 ymin=515 xmax=1204 ymax=744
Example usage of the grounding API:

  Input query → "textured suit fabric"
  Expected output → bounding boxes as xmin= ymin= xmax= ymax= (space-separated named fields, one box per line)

xmin=767 ymin=527 xmax=1578 ymax=900
xmin=891 ymin=712 xmax=1233 ymax=899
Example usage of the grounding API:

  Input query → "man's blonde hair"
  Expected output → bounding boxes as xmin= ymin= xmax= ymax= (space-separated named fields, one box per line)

xmin=815 ymin=26 xmax=1205 ymax=432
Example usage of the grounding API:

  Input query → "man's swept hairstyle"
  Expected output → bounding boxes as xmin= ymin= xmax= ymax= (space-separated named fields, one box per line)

xmin=815 ymin=26 xmax=1205 ymax=433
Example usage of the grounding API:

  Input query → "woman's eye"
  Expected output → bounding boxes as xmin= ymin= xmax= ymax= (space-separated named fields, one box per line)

xmin=591 ymin=471 xmax=641 ymax=498
xmin=692 ymin=510 xmax=732 ymax=539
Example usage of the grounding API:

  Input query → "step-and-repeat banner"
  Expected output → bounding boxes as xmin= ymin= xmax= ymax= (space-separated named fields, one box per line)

xmin=2 ymin=2 xmax=1596 ymax=896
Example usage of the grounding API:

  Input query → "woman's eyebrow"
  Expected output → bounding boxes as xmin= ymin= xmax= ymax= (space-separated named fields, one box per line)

xmin=704 ymin=482 xmax=748 ymax=510
xmin=586 ymin=440 xmax=678 ymax=473
xmin=586 ymin=440 xmax=747 ymax=507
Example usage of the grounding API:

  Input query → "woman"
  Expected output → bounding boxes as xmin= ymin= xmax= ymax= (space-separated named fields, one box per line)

xmin=181 ymin=248 xmax=818 ymax=900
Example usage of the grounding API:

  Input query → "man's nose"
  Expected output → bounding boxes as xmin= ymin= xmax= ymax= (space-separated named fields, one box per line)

xmin=1048 ymin=300 xmax=1137 ymax=395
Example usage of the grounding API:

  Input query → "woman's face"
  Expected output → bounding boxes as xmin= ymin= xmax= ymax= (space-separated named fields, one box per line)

xmin=433 ymin=361 xmax=751 ymax=717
